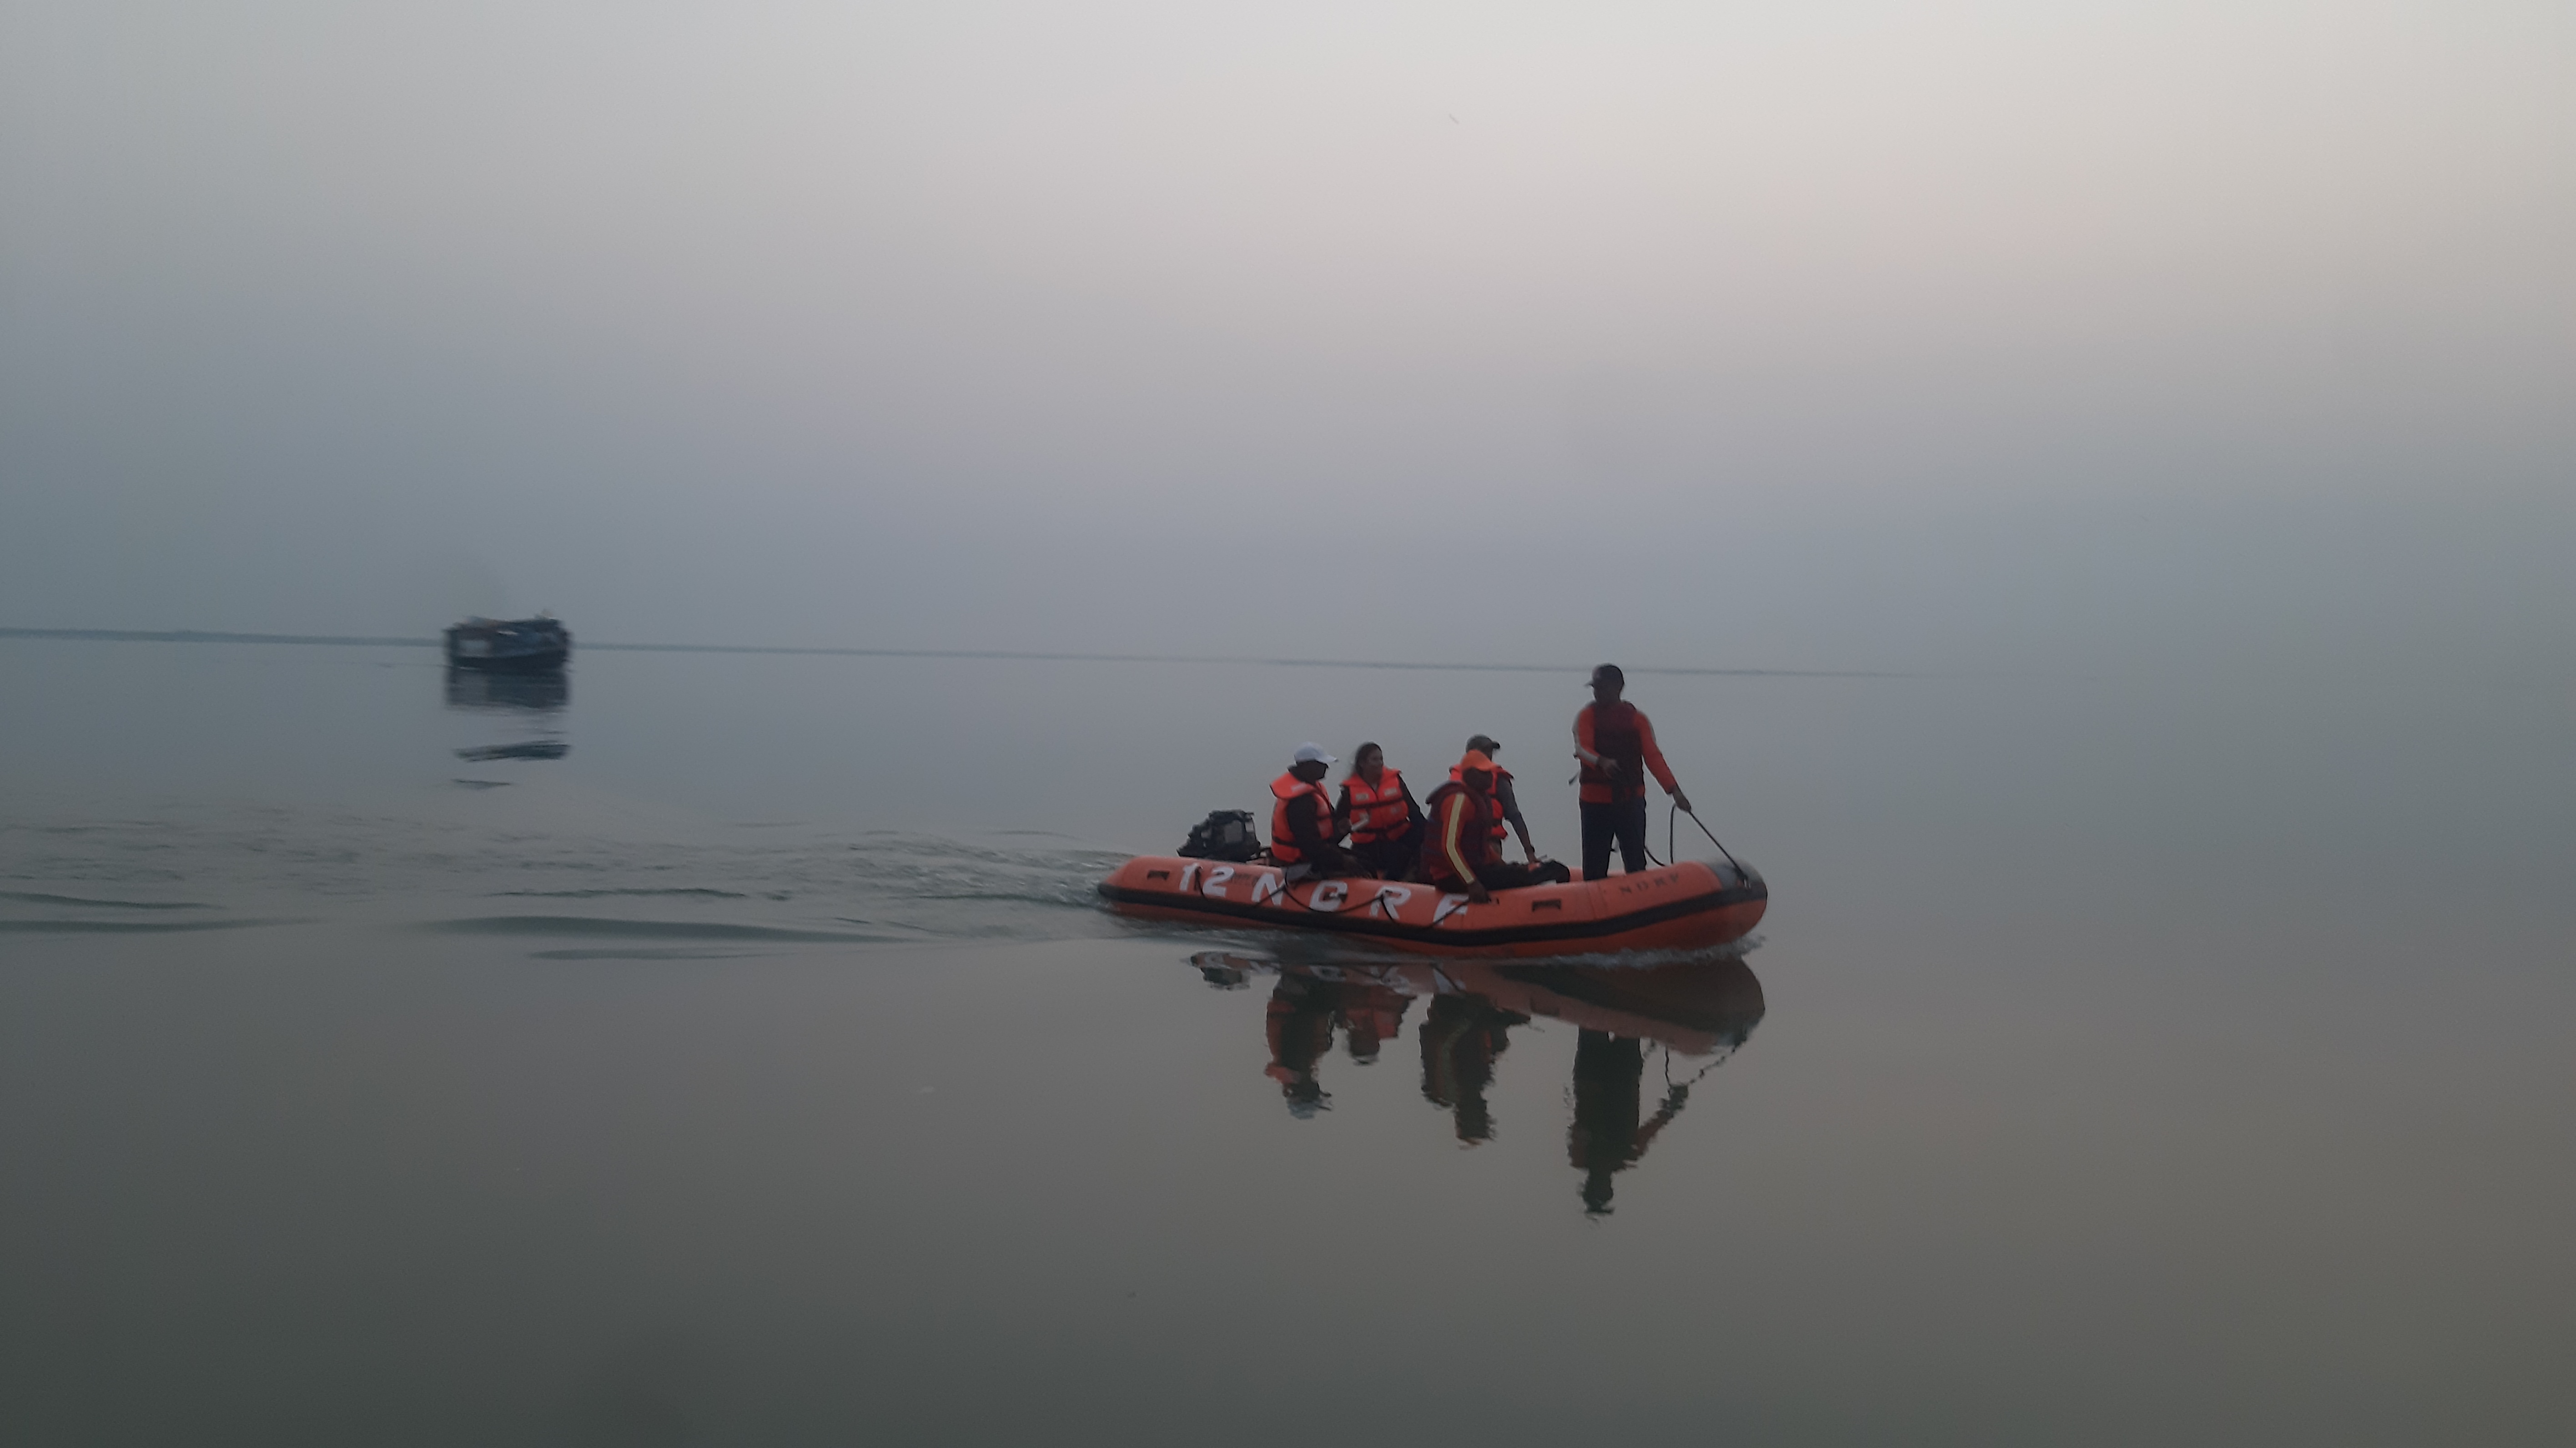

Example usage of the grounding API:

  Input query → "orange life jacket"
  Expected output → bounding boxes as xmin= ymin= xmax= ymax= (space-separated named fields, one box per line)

xmin=1341 ymin=767 xmax=1409 ymax=843
xmin=1447 ymin=762 xmax=1514 ymax=841
xmin=1269 ymin=772 xmax=1335 ymax=863
xmin=1418 ymin=779 xmax=1500 ymax=888
xmin=1578 ymin=702 xmax=1651 ymax=804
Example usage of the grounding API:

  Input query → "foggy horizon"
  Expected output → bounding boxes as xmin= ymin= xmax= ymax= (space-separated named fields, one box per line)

xmin=4 ymin=1 xmax=2566 ymax=677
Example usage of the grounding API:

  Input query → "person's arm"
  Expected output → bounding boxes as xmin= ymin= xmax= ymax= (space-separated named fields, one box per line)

xmin=1576 ymin=704 xmax=1620 ymax=779
xmin=1436 ymin=793 xmax=1489 ymax=901
xmin=1497 ymin=775 xmax=1538 ymax=857
xmin=1400 ymin=778 xmax=1424 ymax=825
xmin=1634 ymin=710 xmax=1690 ymax=812
xmin=1288 ymin=793 xmax=1330 ymax=849
xmin=1333 ymin=783 xmax=1354 ymax=834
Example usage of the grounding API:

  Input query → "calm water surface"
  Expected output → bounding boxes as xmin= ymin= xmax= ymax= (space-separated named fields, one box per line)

xmin=0 ymin=639 xmax=2565 ymax=1445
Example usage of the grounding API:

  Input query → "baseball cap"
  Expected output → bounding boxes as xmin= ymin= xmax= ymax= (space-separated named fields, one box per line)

xmin=1292 ymin=743 xmax=1337 ymax=764
xmin=1465 ymin=734 xmax=1501 ymax=754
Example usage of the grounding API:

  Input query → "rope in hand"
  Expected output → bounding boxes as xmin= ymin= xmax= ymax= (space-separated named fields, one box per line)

xmin=1645 ymin=799 xmax=1747 ymax=878
xmin=1570 ymin=755 xmax=1750 ymax=881
xmin=1675 ymin=801 xmax=1748 ymax=880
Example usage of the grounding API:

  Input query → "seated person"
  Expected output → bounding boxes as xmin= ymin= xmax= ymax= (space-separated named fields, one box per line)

xmin=1270 ymin=743 xmax=1366 ymax=879
xmin=1337 ymin=742 xmax=1422 ymax=881
xmin=1419 ymin=750 xmax=1571 ymax=901
xmin=1456 ymin=732 xmax=1543 ymax=865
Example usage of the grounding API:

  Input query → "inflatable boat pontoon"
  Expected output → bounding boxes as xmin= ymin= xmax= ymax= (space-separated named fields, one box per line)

xmin=1098 ymin=856 xmax=1766 ymax=958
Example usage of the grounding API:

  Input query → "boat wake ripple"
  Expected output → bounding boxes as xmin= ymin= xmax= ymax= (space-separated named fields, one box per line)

xmin=427 ymin=915 xmax=902 ymax=943
xmin=0 ymin=804 xmax=1132 ymax=950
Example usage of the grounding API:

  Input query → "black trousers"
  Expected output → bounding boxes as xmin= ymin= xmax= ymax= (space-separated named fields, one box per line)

xmin=1432 ymin=858 xmax=1573 ymax=894
xmin=1580 ymin=799 xmax=1650 ymax=880
xmin=1281 ymin=843 xmax=1367 ymax=880
xmin=1479 ymin=858 xmax=1572 ymax=890
xmin=1350 ymin=825 xmax=1420 ymax=881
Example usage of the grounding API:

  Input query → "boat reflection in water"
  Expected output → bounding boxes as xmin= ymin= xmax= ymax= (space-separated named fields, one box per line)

xmin=443 ymin=666 xmax=569 ymax=713
xmin=443 ymin=666 xmax=569 ymax=776
xmin=1192 ymin=949 xmax=1766 ymax=1214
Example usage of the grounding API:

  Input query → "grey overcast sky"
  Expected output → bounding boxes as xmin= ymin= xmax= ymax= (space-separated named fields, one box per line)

xmin=1 ymin=1 xmax=2566 ymax=671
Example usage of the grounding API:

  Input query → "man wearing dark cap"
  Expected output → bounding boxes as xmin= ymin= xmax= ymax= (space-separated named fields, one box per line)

xmin=1573 ymin=664 xmax=1691 ymax=880
xmin=1421 ymin=750 xmax=1570 ymax=902
xmin=1452 ymin=733 xmax=1541 ymax=865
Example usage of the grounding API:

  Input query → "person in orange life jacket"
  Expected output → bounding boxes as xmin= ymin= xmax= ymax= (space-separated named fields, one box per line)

xmin=1573 ymin=664 xmax=1691 ymax=880
xmin=1271 ymin=743 xmax=1364 ymax=880
xmin=1419 ymin=751 xmax=1571 ymax=902
xmin=1335 ymin=742 xmax=1423 ymax=880
xmin=1450 ymin=733 xmax=1541 ymax=864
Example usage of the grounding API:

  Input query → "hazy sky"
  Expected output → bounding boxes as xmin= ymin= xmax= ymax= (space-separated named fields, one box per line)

xmin=2 ymin=1 xmax=2566 ymax=670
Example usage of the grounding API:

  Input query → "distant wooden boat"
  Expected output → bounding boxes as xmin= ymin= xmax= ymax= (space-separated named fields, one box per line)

xmin=443 ymin=616 xmax=569 ymax=672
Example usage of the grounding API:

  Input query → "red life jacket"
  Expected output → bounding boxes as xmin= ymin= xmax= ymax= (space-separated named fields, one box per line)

xmin=1579 ymin=702 xmax=1647 ymax=804
xmin=1269 ymin=772 xmax=1335 ymax=863
xmin=1417 ymin=779 xmax=1499 ymax=887
xmin=1447 ymin=762 xmax=1514 ymax=841
xmin=1341 ymin=767 xmax=1409 ymax=843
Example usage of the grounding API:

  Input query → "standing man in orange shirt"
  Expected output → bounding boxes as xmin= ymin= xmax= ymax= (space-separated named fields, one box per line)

xmin=1573 ymin=664 xmax=1691 ymax=880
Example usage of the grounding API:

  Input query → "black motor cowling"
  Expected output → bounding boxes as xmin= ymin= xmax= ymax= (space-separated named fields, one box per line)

xmin=1179 ymin=809 xmax=1261 ymax=861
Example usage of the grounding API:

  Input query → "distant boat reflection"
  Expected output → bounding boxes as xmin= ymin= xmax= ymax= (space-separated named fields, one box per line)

xmin=444 ymin=666 xmax=568 ymax=777
xmin=455 ymin=740 xmax=569 ymax=762
xmin=443 ymin=667 xmax=568 ymax=713
xmin=1192 ymin=950 xmax=1766 ymax=1214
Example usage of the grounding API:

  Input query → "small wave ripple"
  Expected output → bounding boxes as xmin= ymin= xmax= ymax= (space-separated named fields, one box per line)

xmin=496 ymin=887 xmax=760 ymax=900
xmin=0 ymin=916 xmax=307 ymax=935
xmin=0 ymin=890 xmax=216 ymax=911
xmin=1 ymin=804 xmax=1130 ymax=949
xmin=427 ymin=915 xmax=899 ymax=943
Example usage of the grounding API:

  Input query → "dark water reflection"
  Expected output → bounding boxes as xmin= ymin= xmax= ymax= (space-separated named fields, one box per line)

xmin=1201 ymin=950 xmax=1764 ymax=1213
xmin=443 ymin=664 xmax=569 ymax=712
xmin=445 ymin=665 xmax=569 ymax=773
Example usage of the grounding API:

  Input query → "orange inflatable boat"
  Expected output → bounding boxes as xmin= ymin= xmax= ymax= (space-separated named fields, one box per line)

xmin=1097 ymin=855 xmax=1766 ymax=958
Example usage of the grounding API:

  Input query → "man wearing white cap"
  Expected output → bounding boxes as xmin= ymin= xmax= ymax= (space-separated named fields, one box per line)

xmin=1270 ymin=743 xmax=1362 ymax=879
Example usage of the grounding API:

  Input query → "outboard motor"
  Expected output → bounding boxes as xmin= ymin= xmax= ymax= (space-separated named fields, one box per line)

xmin=1179 ymin=809 xmax=1261 ymax=862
